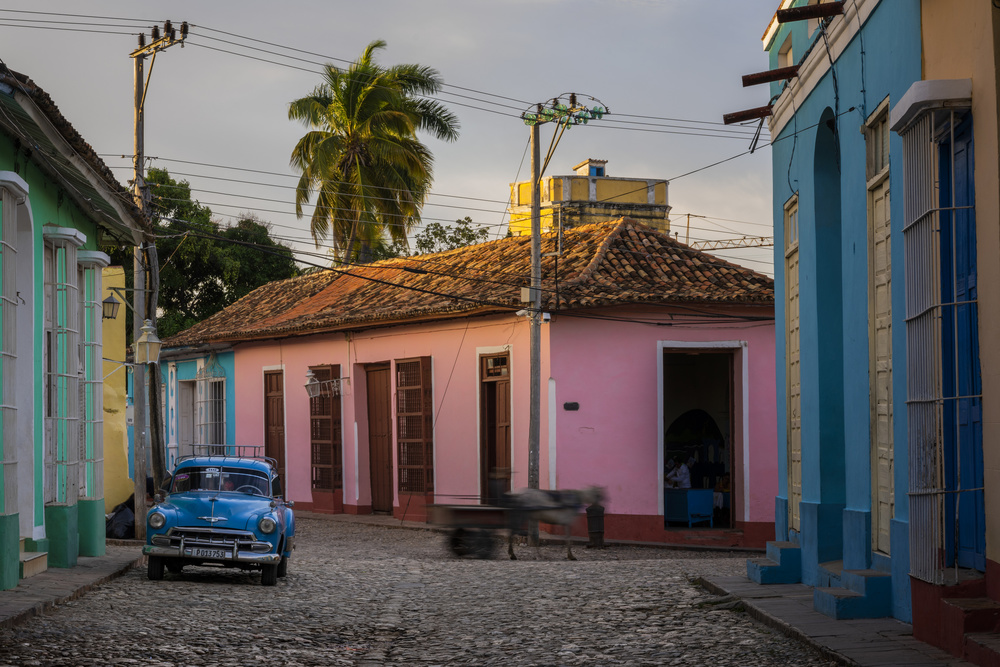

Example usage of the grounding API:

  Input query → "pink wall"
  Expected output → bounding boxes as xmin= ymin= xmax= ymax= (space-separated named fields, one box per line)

xmin=547 ymin=306 xmax=777 ymax=523
xmin=230 ymin=306 xmax=776 ymax=526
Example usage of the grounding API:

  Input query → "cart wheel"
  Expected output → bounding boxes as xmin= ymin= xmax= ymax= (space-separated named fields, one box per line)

xmin=448 ymin=528 xmax=473 ymax=557
xmin=473 ymin=530 xmax=497 ymax=560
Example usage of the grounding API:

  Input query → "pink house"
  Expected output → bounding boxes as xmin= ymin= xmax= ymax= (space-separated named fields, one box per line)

xmin=164 ymin=219 xmax=778 ymax=548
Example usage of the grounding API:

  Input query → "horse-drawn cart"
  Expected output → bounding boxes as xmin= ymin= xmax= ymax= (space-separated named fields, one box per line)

xmin=427 ymin=503 xmax=528 ymax=559
xmin=429 ymin=486 xmax=603 ymax=560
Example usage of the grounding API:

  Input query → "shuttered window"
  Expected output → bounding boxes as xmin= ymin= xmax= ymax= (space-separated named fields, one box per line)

xmin=396 ymin=357 xmax=433 ymax=494
xmin=309 ymin=364 xmax=342 ymax=490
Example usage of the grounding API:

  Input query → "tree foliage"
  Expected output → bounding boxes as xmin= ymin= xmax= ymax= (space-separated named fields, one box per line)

xmin=109 ymin=168 xmax=299 ymax=340
xmin=288 ymin=39 xmax=459 ymax=262
xmin=413 ymin=216 xmax=490 ymax=254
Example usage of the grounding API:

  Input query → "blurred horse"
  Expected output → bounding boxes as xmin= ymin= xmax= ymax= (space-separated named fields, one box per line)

xmin=505 ymin=486 xmax=604 ymax=560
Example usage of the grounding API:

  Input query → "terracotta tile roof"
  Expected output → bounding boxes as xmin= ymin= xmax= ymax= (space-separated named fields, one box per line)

xmin=0 ymin=67 xmax=145 ymax=240
xmin=165 ymin=218 xmax=773 ymax=347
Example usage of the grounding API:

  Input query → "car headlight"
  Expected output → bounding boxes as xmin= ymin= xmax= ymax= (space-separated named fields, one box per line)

xmin=149 ymin=512 xmax=166 ymax=529
xmin=259 ymin=516 xmax=277 ymax=534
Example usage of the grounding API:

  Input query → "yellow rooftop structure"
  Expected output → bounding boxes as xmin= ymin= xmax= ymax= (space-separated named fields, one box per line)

xmin=508 ymin=159 xmax=670 ymax=236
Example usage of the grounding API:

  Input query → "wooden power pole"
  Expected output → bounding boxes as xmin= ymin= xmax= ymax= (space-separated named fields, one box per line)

xmin=129 ymin=20 xmax=187 ymax=539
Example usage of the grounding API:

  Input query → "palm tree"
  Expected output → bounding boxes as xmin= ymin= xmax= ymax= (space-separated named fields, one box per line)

xmin=288 ymin=39 xmax=460 ymax=261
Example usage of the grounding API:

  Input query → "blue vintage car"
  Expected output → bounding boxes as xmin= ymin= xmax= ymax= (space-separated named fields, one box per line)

xmin=142 ymin=454 xmax=295 ymax=586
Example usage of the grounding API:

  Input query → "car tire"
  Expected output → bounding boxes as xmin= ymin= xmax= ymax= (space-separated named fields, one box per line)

xmin=261 ymin=563 xmax=278 ymax=586
xmin=277 ymin=555 xmax=288 ymax=578
xmin=165 ymin=560 xmax=184 ymax=574
xmin=147 ymin=555 xmax=164 ymax=581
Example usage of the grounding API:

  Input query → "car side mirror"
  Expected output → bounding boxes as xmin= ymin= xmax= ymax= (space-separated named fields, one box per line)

xmin=286 ymin=500 xmax=295 ymax=508
xmin=153 ymin=493 xmax=164 ymax=504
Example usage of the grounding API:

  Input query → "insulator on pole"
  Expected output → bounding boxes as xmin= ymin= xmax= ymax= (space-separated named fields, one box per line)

xmin=138 ymin=33 xmax=146 ymax=47
xmin=181 ymin=22 xmax=189 ymax=39
xmin=151 ymin=25 xmax=160 ymax=41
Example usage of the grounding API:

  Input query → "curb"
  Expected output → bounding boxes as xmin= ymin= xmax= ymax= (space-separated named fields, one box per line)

xmin=695 ymin=576 xmax=854 ymax=666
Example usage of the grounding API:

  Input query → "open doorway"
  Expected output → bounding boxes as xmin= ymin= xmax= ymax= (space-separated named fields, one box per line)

xmin=662 ymin=350 xmax=733 ymax=528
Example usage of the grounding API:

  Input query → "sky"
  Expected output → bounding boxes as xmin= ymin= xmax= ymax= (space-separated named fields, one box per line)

xmin=0 ymin=1 xmax=778 ymax=276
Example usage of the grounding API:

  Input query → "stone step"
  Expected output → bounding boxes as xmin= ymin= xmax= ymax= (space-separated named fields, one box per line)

xmin=814 ymin=585 xmax=890 ymax=619
xmin=817 ymin=560 xmax=843 ymax=588
xmin=747 ymin=541 xmax=801 ymax=584
xmin=19 ymin=551 xmax=47 ymax=579
xmin=965 ymin=632 xmax=1000 ymax=667
xmin=941 ymin=598 xmax=1000 ymax=659
xmin=813 ymin=568 xmax=893 ymax=620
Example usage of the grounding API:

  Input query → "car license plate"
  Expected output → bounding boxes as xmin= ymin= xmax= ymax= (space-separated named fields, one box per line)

xmin=186 ymin=547 xmax=231 ymax=559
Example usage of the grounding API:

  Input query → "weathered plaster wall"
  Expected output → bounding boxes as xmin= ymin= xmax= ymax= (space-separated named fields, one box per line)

xmin=102 ymin=267 xmax=131 ymax=512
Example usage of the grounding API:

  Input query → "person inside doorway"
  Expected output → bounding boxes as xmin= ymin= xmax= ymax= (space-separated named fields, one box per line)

xmin=665 ymin=458 xmax=693 ymax=489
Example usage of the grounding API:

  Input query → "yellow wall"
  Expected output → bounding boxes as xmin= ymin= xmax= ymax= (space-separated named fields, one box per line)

xmin=921 ymin=1 xmax=1000 ymax=562
xmin=102 ymin=267 xmax=132 ymax=512
xmin=595 ymin=179 xmax=647 ymax=203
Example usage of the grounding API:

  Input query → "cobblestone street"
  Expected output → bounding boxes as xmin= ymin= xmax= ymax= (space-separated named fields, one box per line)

xmin=0 ymin=518 xmax=837 ymax=666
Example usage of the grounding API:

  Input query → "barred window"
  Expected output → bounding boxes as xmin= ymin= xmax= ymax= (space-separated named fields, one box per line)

xmin=396 ymin=357 xmax=433 ymax=494
xmin=196 ymin=353 xmax=226 ymax=454
xmin=309 ymin=364 xmax=342 ymax=490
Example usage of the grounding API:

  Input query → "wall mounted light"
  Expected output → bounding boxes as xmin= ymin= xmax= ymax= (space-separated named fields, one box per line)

xmin=102 ymin=294 xmax=122 ymax=320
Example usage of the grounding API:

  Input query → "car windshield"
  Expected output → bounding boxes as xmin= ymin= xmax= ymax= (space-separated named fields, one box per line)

xmin=171 ymin=466 xmax=270 ymax=497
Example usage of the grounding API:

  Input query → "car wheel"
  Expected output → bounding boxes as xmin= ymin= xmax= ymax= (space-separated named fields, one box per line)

xmin=147 ymin=555 xmax=164 ymax=581
xmin=277 ymin=555 xmax=288 ymax=578
xmin=165 ymin=560 xmax=184 ymax=574
xmin=261 ymin=563 xmax=278 ymax=586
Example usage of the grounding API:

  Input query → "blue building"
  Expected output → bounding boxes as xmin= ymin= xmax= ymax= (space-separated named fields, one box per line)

xmin=747 ymin=0 xmax=922 ymax=622
xmin=749 ymin=4 xmax=1000 ymax=661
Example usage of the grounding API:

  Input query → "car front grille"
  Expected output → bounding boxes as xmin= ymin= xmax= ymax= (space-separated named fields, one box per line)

xmin=152 ymin=527 xmax=272 ymax=553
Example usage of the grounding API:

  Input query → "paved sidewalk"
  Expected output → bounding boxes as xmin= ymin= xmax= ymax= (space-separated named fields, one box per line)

xmin=702 ymin=575 xmax=974 ymax=666
xmin=0 ymin=545 xmax=143 ymax=630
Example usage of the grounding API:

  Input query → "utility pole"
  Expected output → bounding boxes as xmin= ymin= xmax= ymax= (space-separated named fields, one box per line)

xmin=528 ymin=110 xmax=541 ymax=538
xmin=129 ymin=20 xmax=187 ymax=539
xmin=520 ymin=96 xmax=607 ymax=545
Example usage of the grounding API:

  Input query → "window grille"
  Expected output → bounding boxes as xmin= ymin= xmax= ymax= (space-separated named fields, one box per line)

xmin=396 ymin=357 xmax=433 ymax=494
xmin=196 ymin=353 xmax=226 ymax=454
xmin=309 ymin=364 xmax=342 ymax=491
xmin=43 ymin=229 xmax=84 ymax=505
xmin=77 ymin=254 xmax=108 ymax=501
xmin=898 ymin=105 xmax=981 ymax=583
xmin=0 ymin=187 xmax=19 ymax=516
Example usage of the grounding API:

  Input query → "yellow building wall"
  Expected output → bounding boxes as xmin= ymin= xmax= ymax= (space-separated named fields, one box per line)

xmin=102 ymin=267 xmax=132 ymax=512
xmin=920 ymin=1 xmax=1000 ymax=562
xmin=595 ymin=179 xmax=647 ymax=203
xmin=654 ymin=182 xmax=667 ymax=206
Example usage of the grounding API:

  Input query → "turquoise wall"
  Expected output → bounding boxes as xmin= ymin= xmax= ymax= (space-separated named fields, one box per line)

xmin=767 ymin=0 xmax=920 ymax=622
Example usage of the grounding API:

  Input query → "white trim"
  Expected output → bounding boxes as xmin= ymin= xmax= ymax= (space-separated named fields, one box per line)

xmin=0 ymin=171 xmax=29 ymax=199
xmin=41 ymin=226 xmax=86 ymax=247
xmin=656 ymin=340 xmax=750 ymax=520
xmin=889 ymin=79 xmax=972 ymax=133
xmin=77 ymin=250 xmax=111 ymax=268
xmin=769 ymin=0 xmax=876 ymax=137
xmin=353 ymin=421 xmax=359 ymax=501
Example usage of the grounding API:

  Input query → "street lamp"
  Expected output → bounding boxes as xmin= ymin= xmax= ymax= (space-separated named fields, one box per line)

xmin=102 ymin=294 xmax=121 ymax=320
xmin=133 ymin=319 xmax=162 ymax=365
xmin=304 ymin=369 xmax=321 ymax=399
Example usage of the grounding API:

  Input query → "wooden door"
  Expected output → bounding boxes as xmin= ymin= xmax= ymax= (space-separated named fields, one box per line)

xmin=869 ymin=174 xmax=894 ymax=554
xmin=366 ymin=365 xmax=393 ymax=513
xmin=178 ymin=380 xmax=195 ymax=459
xmin=480 ymin=354 xmax=511 ymax=504
xmin=785 ymin=202 xmax=802 ymax=532
xmin=264 ymin=371 xmax=286 ymax=483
